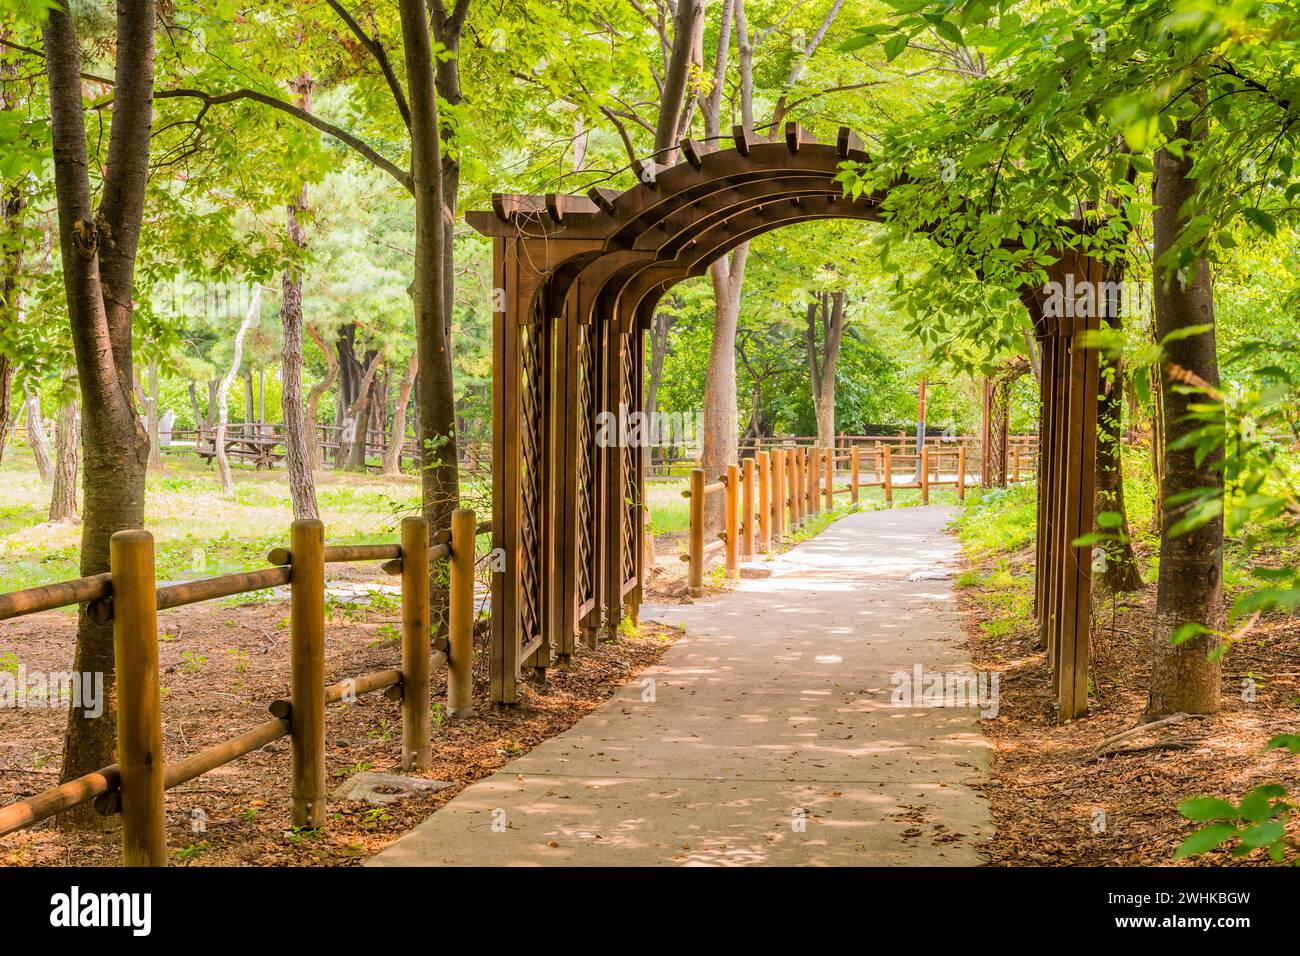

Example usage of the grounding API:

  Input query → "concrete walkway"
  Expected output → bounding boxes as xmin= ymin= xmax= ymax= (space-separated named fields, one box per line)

xmin=371 ymin=506 xmax=993 ymax=867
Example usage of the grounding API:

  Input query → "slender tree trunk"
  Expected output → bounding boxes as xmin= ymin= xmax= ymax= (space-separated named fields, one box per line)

xmin=646 ymin=309 xmax=674 ymax=418
xmin=383 ymin=352 xmax=418 ymax=476
xmin=44 ymin=0 xmax=156 ymax=805
xmin=345 ymin=351 xmax=382 ymax=471
xmin=400 ymin=0 xmax=457 ymax=538
xmin=305 ymin=322 xmax=338 ymax=470
xmin=205 ymin=379 xmax=218 ymax=431
xmin=187 ymin=381 xmax=201 ymax=435
xmin=701 ymin=245 xmax=748 ymax=530
xmin=49 ymin=371 xmax=79 ymax=523
xmin=818 ymin=293 xmax=845 ymax=447
xmin=25 ymin=388 xmax=52 ymax=480
xmin=280 ymin=72 xmax=319 ymax=520
xmin=0 ymin=178 xmax=23 ymax=465
xmin=806 ymin=292 xmax=846 ymax=448
xmin=216 ymin=288 xmax=262 ymax=496
xmin=1148 ymin=115 xmax=1223 ymax=716
xmin=0 ymin=358 xmax=12 ymax=463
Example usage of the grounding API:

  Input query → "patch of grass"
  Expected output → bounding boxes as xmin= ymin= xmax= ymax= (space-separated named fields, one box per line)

xmin=953 ymin=483 xmax=1038 ymax=558
xmin=0 ymin=451 xmax=426 ymax=595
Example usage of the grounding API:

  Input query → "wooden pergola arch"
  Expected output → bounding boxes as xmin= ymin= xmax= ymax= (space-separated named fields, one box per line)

xmin=468 ymin=124 xmax=1101 ymax=720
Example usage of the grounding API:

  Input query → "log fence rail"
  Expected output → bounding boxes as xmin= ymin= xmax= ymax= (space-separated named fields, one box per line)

xmin=0 ymin=510 xmax=486 ymax=865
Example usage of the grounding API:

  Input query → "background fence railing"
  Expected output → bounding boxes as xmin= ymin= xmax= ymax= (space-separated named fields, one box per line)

xmin=682 ymin=440 xmax=1037 ymax=584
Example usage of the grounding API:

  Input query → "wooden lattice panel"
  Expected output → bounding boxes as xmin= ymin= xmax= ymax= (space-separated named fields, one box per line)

xmin=620 ymin=333 xmax=637 ymax=588
xmin=518 ymin=307 xmax=545 ymax=650
xmin=577 ymin=323 xmax=597 ymax=611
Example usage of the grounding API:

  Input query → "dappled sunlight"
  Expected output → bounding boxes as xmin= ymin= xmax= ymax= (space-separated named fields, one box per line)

xmin=374 ymin=506 xmax=993 ymax=867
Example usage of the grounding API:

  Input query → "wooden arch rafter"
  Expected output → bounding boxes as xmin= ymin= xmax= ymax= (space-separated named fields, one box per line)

xmin=469 ymin=124 xmax=1100 ymax=722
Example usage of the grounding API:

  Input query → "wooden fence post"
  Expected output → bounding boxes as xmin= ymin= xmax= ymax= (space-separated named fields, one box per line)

xmin=807 ymin=447 xmax=819 ymax=517
xmin=850 ymin=445 xmax=860 ymax=505
xmin=400 ymin=515 xmax=431 ymax=769
xmin=957 ymin=444 xmax=967 ymax=502
xmin=111 ymin=530 xmax=166 ymax=867
xmin=791 ymin=448 xmax=803 ymax=527
xmin=448 ymin=508 xmax=475 ymax=718
xmin=884 ymin=445 xmax=893 ymax=507
xmin=823 ymin=447 xmax=834 ymax=509
xmin=921 ymin=447 xmax=930 ymax=506
xmin=724 ymin=463 xmax=739 ymax=578
xmin=785 ymin=449 xmax=797 ymax=528
xmin=757 ymin=450 xmax=771 ymax=553
xmin=742 ymin=457 xmax=756 ymax=559
xmin=771 ymin=450 xmax=785 ymax=544
xmin=290 ymin=518 xmax=326 ymax=828
xmin=687 ymin=468 xmax=705 ymax=596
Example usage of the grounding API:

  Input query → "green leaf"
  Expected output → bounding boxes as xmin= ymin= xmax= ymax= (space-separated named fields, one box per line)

xmin=1176 ymin=797 xmax=1237 ymax=822
xmin=934 ymin=20 xmax=965 ymax=46
xmin=1171 ymin=622 xmax=1211 ymax=646
xmin=1264 ymin=734 xmax=1300 ymax=755
xmin=884 ymin=33 xmax=908 ymax=61
xmin=1173 ymin=823 xmax=1237 ymax=860
xmin=1238 ymin=820 xmax=1284 ymax=849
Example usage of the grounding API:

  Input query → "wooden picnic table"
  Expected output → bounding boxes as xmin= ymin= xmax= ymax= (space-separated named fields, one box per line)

xmin=195 ymin=435 xmax=285 ymax=470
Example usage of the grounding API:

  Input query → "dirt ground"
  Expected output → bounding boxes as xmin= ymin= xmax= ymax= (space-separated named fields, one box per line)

xmin=0 ymin=563 xmax=676 ymax=867
xmin=958 ymin=543 xmax=1300 ymax=866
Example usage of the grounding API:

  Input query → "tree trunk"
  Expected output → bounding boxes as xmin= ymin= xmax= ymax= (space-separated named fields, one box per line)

xmin=205 ymin=379 xmax=218 ymax=431
xmin=0 ymin=358 xmax=12 ymax=464
xmin=383 ymin=352 xmax=418 ymax=476
xmin=305 ymin=322 xmax=338 ymax=471
xmin=279 ymin=72 xmax=319 ymax=521
xmin=646 ymin=309 xmax=674 ymax=418
xmin=49 ymin=372 xmax=79 ymax=523
xmin=216 ymin=288 xmax=262 ymax=496
xmin=25 ymin=388 xmax=53 ymax=481
xmin=0 ymin=177 xmax=22 ymax=466
xmin=44 ymin=1 xmax=155 ymax=807
xmin=345 ymin=351 xmax=383 ymax=470
xmin=400 ymin=0 xmax=458 ymax=545
xmin=806 ymin=292 xmax=846 ymax=448
xmin=1148 ymin=115 xmax=1223 ymax=716
xmin=701 ymin=244 xmax=748 ymax=530
xmin=187 ymin=380 xmax=201 ymax=436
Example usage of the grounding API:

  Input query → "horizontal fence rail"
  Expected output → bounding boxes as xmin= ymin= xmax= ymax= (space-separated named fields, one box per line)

xmin=680 ymin=440 xmax=1035 ymax=585
xmin=0 ymin=509 xmax=489 ymax=865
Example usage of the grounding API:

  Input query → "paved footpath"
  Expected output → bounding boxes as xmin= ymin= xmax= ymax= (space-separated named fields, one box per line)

xmin=371 ymin=506 xmax=993 ymax=867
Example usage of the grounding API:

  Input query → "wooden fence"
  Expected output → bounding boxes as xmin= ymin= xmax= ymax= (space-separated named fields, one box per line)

xmin=0 ymin=510 xmax=486 ymax=865
xmin=654 ymin=432 xmax=1038 ymax=479
xmin=682 ymin=442 xmax=1016 ymax=584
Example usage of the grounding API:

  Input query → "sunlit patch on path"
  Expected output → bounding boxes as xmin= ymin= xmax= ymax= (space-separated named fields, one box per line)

xmin=371 ymin=506 xmax=993 ymax=867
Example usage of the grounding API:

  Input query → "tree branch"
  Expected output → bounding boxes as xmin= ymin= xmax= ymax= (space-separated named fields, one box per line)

xmin=155 ymin=87 xmax=413 ymax=192
xmin=325 ymin=0 xmax=412 ymax=130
